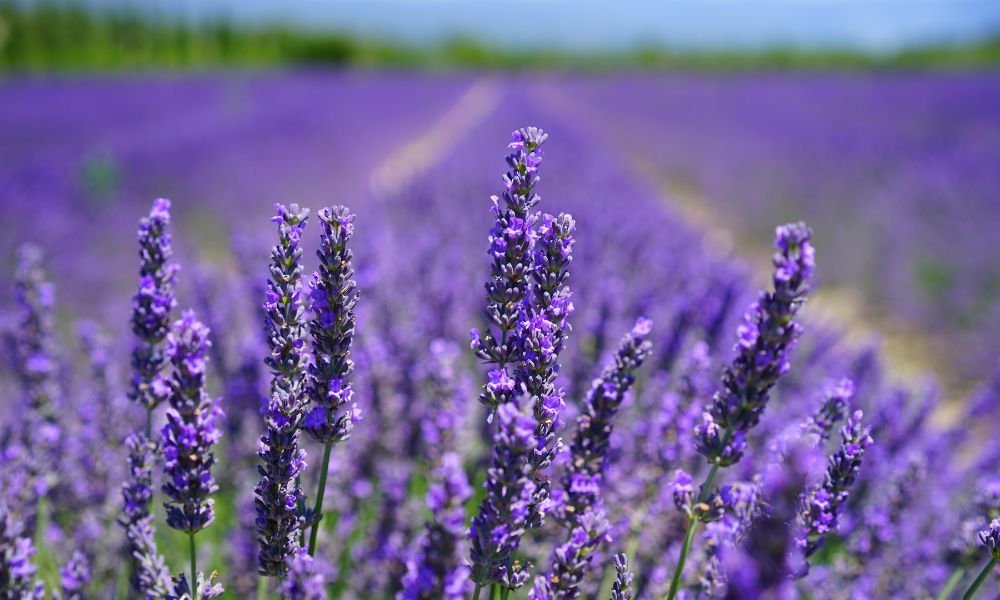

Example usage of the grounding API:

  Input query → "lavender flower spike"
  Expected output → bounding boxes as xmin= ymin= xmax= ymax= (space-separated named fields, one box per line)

xmin=562 ymin=318 xmax=653 ymax=518
xmin=0 ymin=502 xmax=45 ymax=599
xmin=304 ymin=205 xmax=360 ymax=446
xmin=472 ymin=127 xmax=548 ymax=412
xmin=695 ymin=222 xmax=814 ymax=466
xmin=282 ymin=550 xmax=328 ymax=600
xmin=469 ymin=400 xmax=539 ymax=591
xmin=529 ymin=508 xmax=610 ymax=600
xmin=400 ymin=452 xmax=472 ymax=600
xmin=162 ymin=310 xmax=223 ymax=534
xmin=256 ymin=202 xmax=311 ymax=576
xmin=303 ymin=205 xmax=361 ymax=555
xmin=59 ymin=551 xmax=91 ymax=600
xmin=130 ymin=198 xmax=178 ymax=415
xmin=611 ymin=553 xmax=635 ymax=600
xmin=264 ymin=202 xmax=311 ymax=400
xmin=963 ymin=518 xmax=1000 ymax=600
xmin=796 ymin=410 xmax=873 ymax=568
xmin=120 ymin=433 xmax=171 ymax=598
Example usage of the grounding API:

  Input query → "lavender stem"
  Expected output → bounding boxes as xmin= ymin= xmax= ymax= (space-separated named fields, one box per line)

xmin=189 ymin=533 xmax=198 ymax=600
xmin=666 ymin=456 xmax=722 ymax=600
xmin=962 ymin=558 xmax=996 ymax=600
xmin=307 ymin=441 xmax=334 ymax=555
xmin=937 ymin=566 xmax=967 ymax=600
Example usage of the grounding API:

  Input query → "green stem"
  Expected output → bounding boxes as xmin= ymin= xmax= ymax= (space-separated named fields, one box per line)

xmin=665 ymin=463 xmax=721 ymax=600
xmin=489 ymin=584 xmax=501 ymax=600
xmin=257 ymin=576 xmax=269 ymax=600
xmin=472 ymin=584 xmax=483 ymax=600
xmin=963 ymin=557 xmax=997 ymax=600
xmin=145 ymin=408 xmax=152 ymax=438
xmin=500 ymin=588 xmax=510 ymax=600
xmin=937 ymin=565 xmax=967 ymax=600
xmin=189 ymin=533 xmax=198 ymax=600
xmin=308 ymin=441 xmax=334 ymax=556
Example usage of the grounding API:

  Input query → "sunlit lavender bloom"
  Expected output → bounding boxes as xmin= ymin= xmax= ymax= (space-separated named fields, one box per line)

xmin=561 ymin=318 xmax=653 ymax=517
xmin=161 ymin=311 xmax=222 ymax=534
xmin=59 ymin=551 xmax=90 ymax=600
xmin=611 ymin=553 xmax=634 ymax=600
xmin=797 ymin=411 xmax=873 ymax=567
xmin=304 ymin=205 xmax=360 ymax=444
xmin=129 ymin=198 xmax=178 ymax=412
xmin=530 ymin=508 xmax=609 ymax=600
xmin=469 ymin=400 xmax=539 ymax=589
xmin=282 ymin=549 xmax=328 ymax=600
xmin=472 ymin=127 xmax=548 ymax=412
xmin=696 ymin=222 xmax=814 ymax=466
xmin=256 ymin=203 xmax=311 ymax=576
xmin=0 ymin=502 xmax=44 ymax=599
xmin=264 ymin=202 xmax=311 ymax=400
xmin=120 ymin=433 xmax=171 ymax=597
xmin=400 ymin=453 xmax=472 ymax=600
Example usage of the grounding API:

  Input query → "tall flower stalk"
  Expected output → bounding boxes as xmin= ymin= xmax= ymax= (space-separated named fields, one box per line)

xmin=302 ymin=206 xmax=360 ymax=556
xmin=162 ymin=311 xmax=223 ymax=598
xmin=256 ymin=203 xmax=311 ymax=579
xmin=120 ymin=433 xmax=171 ymax=598
xmin=666 ymin=223 xmax=815 ymax=600
xmin=130 ymin=198 xmax=178 ymax=434
xmin=532 ymin=319 xmax=653 ymax=599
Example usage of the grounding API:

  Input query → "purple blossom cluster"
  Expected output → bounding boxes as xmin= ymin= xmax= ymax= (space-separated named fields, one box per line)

xmin=2 ymin=77 xmax=1000 ymax=600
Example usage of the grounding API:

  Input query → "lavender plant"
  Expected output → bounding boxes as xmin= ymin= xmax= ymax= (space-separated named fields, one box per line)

xmin=610 ymin=553 xmax=634 ymax=600
xmin=667 ymin=222 xmax=814 ymax=600
xmin=0 ymin=501 xmax=44 ymax=598
xmin=162 ymin=310 xmax=223 ymax=593
xmin=303 ymin=205 xmax=360 ymax=556
xmin=256 ymin=203 xmax=311 ymax=581
xmin=120 ymin=433 xmax=171 ymax=598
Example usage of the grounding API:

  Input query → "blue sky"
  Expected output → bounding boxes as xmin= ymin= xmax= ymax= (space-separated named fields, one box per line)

xmin=88 ymin=0 xmax=1000 ymax=51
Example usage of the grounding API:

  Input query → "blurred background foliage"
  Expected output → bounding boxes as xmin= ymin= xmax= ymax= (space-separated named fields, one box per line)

xmin=3 ymin=0 xmax=1000 ymax=72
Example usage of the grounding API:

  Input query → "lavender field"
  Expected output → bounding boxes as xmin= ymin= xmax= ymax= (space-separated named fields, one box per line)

xmin=1 ymin=72 xmax=1000 ymax=600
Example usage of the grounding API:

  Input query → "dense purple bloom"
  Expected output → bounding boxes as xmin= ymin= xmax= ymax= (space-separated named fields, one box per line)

xmin=0 ymin=502 xmax=44 ymax=598
xmin=120 ymin=433 xmax=171 ymax=597
xmin=696 ymin=222 xmax=814 ymax=466
xmin=611 ymin=553 xmax=634 ymax=600
xmin=802 ymin=378 xmax=854 ymax=446
xmin=473 ymin=127 xmax=548 ymax=411
xmin=282 ymin=549 xmax=328 ymax=600
xmin=400 ymin=452 xmax=472 ymax=599
xmin=304 ymin=205 xmax=360 ymax=445
xmin=469 ymin=400 xmax=539 ymax=589
xmin=256 ymin=203 xmax=311 ymax=576
xmin=561 ymin=318 xmax=653 ymax=517
xmin=59 ymin=551 xmax=91 ymax=600
xmin=129 ymin=198 xmax=178 ymax=412
xmin=264 ymin=202 xmax=311 ymax=400
xmin=161 ymin=311 xmax=223 ymax=534
xmin=529 ymin=508 xmax=609 ymax=600
xmin=796 ymin=410 xmax=873 ymax=566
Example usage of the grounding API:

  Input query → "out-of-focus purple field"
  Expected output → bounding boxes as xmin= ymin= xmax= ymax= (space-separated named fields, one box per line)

xmin=3 ymin=72 xmax=1000 ymax=599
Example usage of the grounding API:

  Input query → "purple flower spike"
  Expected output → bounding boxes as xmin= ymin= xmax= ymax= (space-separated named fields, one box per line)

xmin=611 ymin=553 xmax=634 ymax=600
xmin=696 ymin=222 xmax=814 ymax=467
xmin=0 ymin=502 xmax=45 ymax=599
xmin=304 ymin=205 xmax=360 ymax=446
xmin=529 ymin=508 xmax=610 ymax=600
xmin=796 ymin=410 xmax=873 ymax=569
xmin=120 ymin=432 xmax=171 ymax=598
xmin=59 ymin=551 xmax=91 ymax=600
xmin=256 ymin=203 xmax=311 ymax=576
xmin=129 ymin=198 xmax=178 ymax=411
xmin=469 ymin=401 xmax=539 ymax=590
xmin=400 ymin=452 xmax=472 ymax=599
xmin=282 ymin=549 xmax=328 ymax=600
xmin=161 ymin=311 xmax=222 ymax=534
xmin=979 ymin=518 xmax=1000 ymax=559
xmin=474 ymin=127 xmax=549 ymax=412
